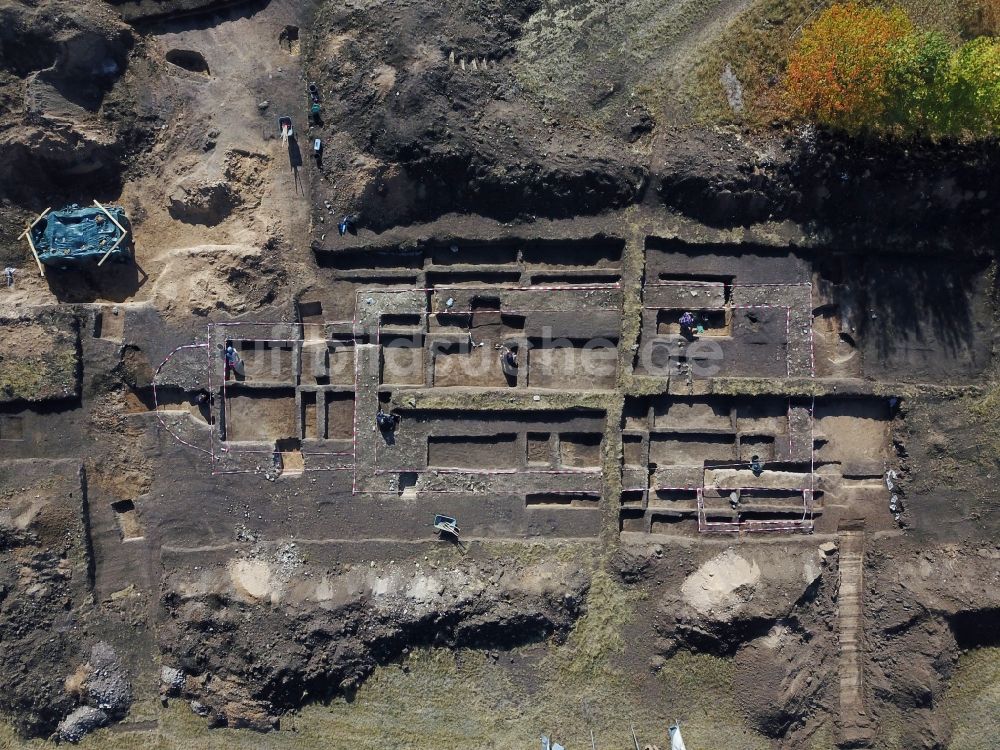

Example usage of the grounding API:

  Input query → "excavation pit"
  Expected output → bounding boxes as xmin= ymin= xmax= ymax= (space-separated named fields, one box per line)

xmin=110 ymin=499 xmax=143 ymax=540
xmin=224 ymin=387 xmax=297 ymax=442
xmin=165 ymin=49 xmax=210 ymax=75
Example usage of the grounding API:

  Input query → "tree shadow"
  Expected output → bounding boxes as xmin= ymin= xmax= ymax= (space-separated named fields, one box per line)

xmin=856 ymin=257 xmax=984 ymax=368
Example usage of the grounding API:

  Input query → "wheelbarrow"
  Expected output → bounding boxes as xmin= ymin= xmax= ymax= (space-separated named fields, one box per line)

xmin=278 ymin=115 xmax=293 ymax=143
xmin=432 ymin=514 xmax=460 ymax=538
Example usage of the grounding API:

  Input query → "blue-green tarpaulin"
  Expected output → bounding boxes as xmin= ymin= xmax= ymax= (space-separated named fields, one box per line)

xmin=31 ymin=204 xmax=132 ymax=266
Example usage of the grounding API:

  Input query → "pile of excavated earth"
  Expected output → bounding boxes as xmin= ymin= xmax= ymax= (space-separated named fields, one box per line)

xmin=0 ymin=0 xmax=998 ymax=749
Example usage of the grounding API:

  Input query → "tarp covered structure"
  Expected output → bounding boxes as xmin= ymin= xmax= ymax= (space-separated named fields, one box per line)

xmin=30 ymin=204 xmax=132 ymax=267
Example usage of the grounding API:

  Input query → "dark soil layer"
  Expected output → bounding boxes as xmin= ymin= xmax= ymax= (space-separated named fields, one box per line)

xmin=0 ymin=1 xmax=999 ymax=748
xmin=655 ymin=128 xmax=1000 ymax=253
xmin=306 ymin=0 xmax=646 ymax=231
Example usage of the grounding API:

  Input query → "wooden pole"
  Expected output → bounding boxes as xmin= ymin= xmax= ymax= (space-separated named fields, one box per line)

xmin=17 ymin=207 xmax=51 ymax=240
xmin=92 ymin=199 xmax=130 ymax=267
xmin=631 ymin=723 xmax=640 ymax=750
xmin=24 ymin=231 xmax=45 ymax=277
xmin=92 ymin=199 xmax=128 ymax=236
xmin=97 ymin=231 xmax=128 ymax=267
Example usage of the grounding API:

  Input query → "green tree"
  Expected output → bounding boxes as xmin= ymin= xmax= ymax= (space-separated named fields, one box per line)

xmin=884 ymin=32 xmax=953 ymax=134
xmin=946 ymin=36 xmax=1000 ymax=136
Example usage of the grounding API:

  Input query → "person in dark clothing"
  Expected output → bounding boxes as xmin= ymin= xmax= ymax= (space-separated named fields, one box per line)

xmin=750 ymin=454 xmax=764 ymax=477
xmin=338 ymin=215 xmax=358 ymax=236
xmin=679 ymin=311 xmax=696 ymax=338
xmin=376 ymin=408 xmax=399 ymax=431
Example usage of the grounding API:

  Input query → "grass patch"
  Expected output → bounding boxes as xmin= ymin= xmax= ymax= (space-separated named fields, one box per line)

xmin=514 ymin=0 xmax=756 ymax=130
xmin=688 ymin=0 xmax=836 ymax=126
xmin=0 ymin=323 xmax=79 ymax=403
xmin=941 ymin=647 xmax=1000 ymax=749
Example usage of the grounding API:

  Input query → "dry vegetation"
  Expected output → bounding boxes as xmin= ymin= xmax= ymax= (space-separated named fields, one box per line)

xmin=688 ymin=0 xmax=1000 ymax=126
xmin=940 ymin=647 xmax=1000 ymax=750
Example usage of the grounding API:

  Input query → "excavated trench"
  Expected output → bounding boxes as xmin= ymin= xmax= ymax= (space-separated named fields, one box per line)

xmin=3 ymin=1 xmax=1000 ymax=748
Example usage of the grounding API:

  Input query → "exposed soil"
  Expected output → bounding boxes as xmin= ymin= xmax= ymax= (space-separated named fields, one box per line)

xmin=1 ymin=0 xmax=999 ymax=749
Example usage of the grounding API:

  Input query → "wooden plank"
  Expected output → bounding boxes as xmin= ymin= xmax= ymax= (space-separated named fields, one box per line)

xmin=92 ymin=200 xmax=130 ymax=267
xmin=97 ymin=230 xmax=129 ymax=267
xmin=92 ymin=199 xmax=128 ymax=236
xmin=16 ymin=207 xmax=51 ymax=240
xmin=24 ymin=231 xmax=45 ymax=277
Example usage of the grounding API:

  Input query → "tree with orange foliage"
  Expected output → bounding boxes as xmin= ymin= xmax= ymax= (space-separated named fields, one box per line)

xmin=786 ymin=2 xmax=912 ymax=132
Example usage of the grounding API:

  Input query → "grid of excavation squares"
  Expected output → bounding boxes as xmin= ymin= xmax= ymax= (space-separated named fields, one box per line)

xmin=207 ymin=280 xmax=621 ymax=493
xmin=620 ymin=395 xmax=818 ymax=535
xmin=371 ymin=409 xmax=606 ymax=507
xmin=639 ymin=237 xmax=814 ymax=379
xmin=364 ymin=285 xmax=619 ymax=500
xmin=209 ymin=321 xmax=356 ymax=475
xmin=365 ymin=284 xmax=622 ymax=391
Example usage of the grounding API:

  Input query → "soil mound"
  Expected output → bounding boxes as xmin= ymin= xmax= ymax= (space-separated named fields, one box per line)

xmin=159 ymin=554 xmax=589 ymax=729
xmin=0 ymin=0 xmax=152 ymax=205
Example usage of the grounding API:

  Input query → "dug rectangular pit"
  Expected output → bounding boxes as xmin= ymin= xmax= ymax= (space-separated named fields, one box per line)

xmin=302 ymin=392 xmax=319 ymax=439
xmin=521 ymin=238 xmax=623 ymax=269
xmin=427 ymin=434 xmax=518 ymax=469
xmin=426 ymin=270 xmax=521 ymax=287
xmin=527 ymin=432 xmax=552 ymax=465
xmin=527 ymin=343 xmax=617 ymax=390
xmin=657 ymin=308 xmax=730 ymax=336
xmin=652 ymin=397 xmax=733 ymax=431
xmin=301 ymin=343 xmax=328 ymax=385
xmin=649 ymin=433 xmax=736 ymax=466
xmin=526 ymin=493 xmax=600 ymax=508
xmin=94 ymin=307 xmax=126 ymax=341
xmin=649 ymin=489 xmax=699 ymax=507
xmin=315 ymin=249 xmax=423 ymax=271
xmin=398 ymin=471 xmax=419 ymax=498
xmin=325 ymin=277 xmax=419 ymax=319
xmin=382 ymin=340 xmax=425 ymax=386
xmin=428 ymin=242 xmax=518 ymax=266
xmin=297 ymin=300 xmax=325 ymax=340
xmin=559 ymin=433 xmax=602 ymax=468
xmin=225 ymin=387 xmax=296 ymax=442
xmin=650 ymin=513 xmax=691 ymax=534
xmin=275 ymin=438 xmax=304 ymax=476
xmin=236 ymin=342 xmax=296 ymax=383
xmin=620 ymin=508 xmax=646 ymax=532
xmin=813 ymin=305 xmax=862 ymax=378
xmin=110 ymin=499 xmax=143 ymax=541
xmin=326 ymin=342 xmax=356 ymax=385
xmin=623 ymin=434 xmax=644 ymax=467
xmin=381 ymin=314 xmax=424 ymax=330
xmin=645 ymin=238 xmax=810 ymax=286
xmin=735 ymin=398 xmax=788 ymax=433
xmin=531 ymin=272 xmax=621 ymax=285
xmin=325 ymin=392 xmax=354 ymax=440
xmin=739 ymin=435 xmax=775 ymax=461
xmin=621 ymin=490 xmax=645 ymax=508
xmin=814 ymin=399 xmax=891 ymax=463
xmin=429 ymin=313 xmax=472 ymax=332
xmin=432 ymin=344 xmax=509 ymax=387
